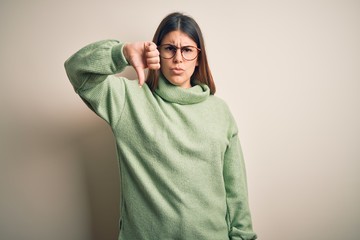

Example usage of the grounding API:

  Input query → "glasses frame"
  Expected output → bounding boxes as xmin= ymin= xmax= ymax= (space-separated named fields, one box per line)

xmin=158 ymin=44 xmax=201 ymax=61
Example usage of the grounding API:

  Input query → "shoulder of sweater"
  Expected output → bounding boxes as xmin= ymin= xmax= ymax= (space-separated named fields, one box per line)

xmin=207 ymin=95 xmax=232 ymax=113
xmin=208 ymin=95 xmax=239 ymax=134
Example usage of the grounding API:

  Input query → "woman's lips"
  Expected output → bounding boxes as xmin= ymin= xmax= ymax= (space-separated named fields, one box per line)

xmin=170 ymin=67 xmax=184 ymax=74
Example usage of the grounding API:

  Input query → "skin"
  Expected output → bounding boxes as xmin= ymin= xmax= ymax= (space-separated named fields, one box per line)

xmin=123 ymin=30 xmax=198 ymax=88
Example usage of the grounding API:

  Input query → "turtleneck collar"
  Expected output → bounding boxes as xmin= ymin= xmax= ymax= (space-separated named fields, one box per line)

xmin=154 ymin=75 xmax=210 ymax=105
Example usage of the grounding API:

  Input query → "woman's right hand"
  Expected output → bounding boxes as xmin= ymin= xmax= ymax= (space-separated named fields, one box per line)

xmin=123 ymin=42 xmax=160 ymax=87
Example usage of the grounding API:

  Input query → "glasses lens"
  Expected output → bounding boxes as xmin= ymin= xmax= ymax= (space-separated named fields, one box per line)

xmin=182 ymin=46 xmax=198 ymax=60
xmin=159 ymin=45 xmax=176 ymax=59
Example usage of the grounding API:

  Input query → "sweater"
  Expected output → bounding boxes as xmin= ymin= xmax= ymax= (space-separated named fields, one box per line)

xmin=64 ymin=40 xmax=257 ymax=240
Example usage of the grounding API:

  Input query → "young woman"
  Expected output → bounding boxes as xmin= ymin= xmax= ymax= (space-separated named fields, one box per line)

xmin=65 ymin=12 xmax=257 ymax=240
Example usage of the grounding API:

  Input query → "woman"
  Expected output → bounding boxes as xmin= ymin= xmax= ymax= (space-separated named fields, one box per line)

xmin=65 ymin=12 xmax=257 ymax=240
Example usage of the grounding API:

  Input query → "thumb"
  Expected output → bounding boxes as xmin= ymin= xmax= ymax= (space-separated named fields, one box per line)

xmin=134 ymin=65 xmax=146 ymax=87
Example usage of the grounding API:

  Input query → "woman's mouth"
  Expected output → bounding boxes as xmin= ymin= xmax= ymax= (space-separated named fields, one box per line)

xmin=170 ymin=67 xmax=184 ymax=74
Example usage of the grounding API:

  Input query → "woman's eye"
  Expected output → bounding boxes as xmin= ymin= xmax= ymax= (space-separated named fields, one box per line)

xmin=183 ymin=47 xmax=194 ymax=52
xmin=165 ymin=46 xmax=176 ymax=52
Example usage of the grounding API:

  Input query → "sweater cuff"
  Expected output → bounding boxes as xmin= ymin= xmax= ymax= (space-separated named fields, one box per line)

xmin=111 ymin=42 xmax=129 ymax=72
xmin=229 ymin=228 xmax=257 ymax=240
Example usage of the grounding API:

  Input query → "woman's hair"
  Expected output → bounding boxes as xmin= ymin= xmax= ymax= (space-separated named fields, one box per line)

xmin=146 ymin=12 xmax=216 ymax=94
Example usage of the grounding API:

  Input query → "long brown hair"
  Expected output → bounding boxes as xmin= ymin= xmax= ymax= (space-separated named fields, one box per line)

xmin=146 ymin=12 xmax=216 ymax=94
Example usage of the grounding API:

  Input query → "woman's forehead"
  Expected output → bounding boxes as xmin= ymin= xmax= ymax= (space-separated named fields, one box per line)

xmin=161 ymin=30 xmax=196 ymax=46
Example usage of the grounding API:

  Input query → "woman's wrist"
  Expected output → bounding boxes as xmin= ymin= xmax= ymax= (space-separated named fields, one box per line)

xmin=122 ymin=43 xmax=130 ymax=63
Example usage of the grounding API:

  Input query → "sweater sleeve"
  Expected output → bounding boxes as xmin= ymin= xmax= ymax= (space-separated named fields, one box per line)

xmin=64 ymin=40 xmax=129 ymax=125
xmin=223 ymin=132 xmax=257 ymax=240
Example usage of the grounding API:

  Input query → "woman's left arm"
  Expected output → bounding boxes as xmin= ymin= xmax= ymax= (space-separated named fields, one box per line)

xmin=223 ymin=133 xmax=257 ymax=240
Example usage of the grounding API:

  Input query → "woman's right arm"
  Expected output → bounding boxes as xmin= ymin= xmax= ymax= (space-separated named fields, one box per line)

xmin=64 ymin=40 xmax=129 ymax=93
xmin=64 ymin=40 xmax=129 ymax=125
xmin=64 ymin=40 xmax=159 ymax=125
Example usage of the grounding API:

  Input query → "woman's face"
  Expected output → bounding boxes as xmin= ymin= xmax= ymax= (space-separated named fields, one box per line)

xmin=159 ymin=30 xmax=199 ymax=88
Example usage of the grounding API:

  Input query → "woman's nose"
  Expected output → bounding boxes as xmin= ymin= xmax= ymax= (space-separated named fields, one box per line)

xmin=173 ymin=49 xmax=183 ymax=63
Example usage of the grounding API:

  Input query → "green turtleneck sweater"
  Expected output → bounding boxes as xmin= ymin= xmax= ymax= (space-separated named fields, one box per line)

xmin=64 ymin=40 xmax=256 ymax=240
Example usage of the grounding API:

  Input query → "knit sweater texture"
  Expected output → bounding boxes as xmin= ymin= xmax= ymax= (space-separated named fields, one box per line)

xmin=64 ymin=40 xmax=257 ymax=240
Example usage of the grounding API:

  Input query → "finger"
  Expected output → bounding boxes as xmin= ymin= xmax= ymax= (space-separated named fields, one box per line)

xmin=146 ymin=57 xmax=160 ymax=70
xmin=134 ymin=66 xmax=146 ymax=87
xmin=145 ymin=49 xmax=159 ymax=58
xmin=145 ymin=42 xmax=160 ymax=70
xmin=146 ymin=57 xmax=160 ymax=65
xmin=145 ymin=42 xmax=157 ymax=51
xmin=148 ymin=63 xmax=161 ymax=70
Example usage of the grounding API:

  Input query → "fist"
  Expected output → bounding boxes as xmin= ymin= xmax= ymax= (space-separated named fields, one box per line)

xmin=123 ymin=42 xmax=160 ymax=86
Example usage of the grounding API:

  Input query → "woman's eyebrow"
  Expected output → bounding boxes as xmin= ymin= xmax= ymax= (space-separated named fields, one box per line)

xmin=162 ymin=43 xmax=196 ymax=48
xmin=162 ymin=41 xmax=195 ymax=47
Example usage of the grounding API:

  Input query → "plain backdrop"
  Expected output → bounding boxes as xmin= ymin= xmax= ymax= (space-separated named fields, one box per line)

xmin=1 ymin=0 xmax=359 ymax=239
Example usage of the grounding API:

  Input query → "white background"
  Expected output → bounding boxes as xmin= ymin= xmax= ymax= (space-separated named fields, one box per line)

xmin=1 ymin=0 xmax=359 ymax=239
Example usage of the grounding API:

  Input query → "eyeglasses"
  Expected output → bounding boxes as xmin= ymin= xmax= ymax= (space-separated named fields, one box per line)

xmin=158 ymin=44 xmax=201 ymax=61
